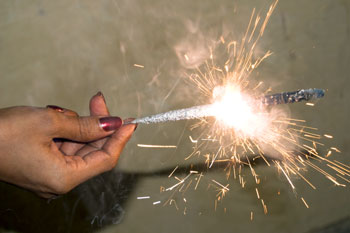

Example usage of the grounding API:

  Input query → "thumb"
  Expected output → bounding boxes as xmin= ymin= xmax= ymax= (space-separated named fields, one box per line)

xmin=54 ymin=114 xmax=123 ymax=142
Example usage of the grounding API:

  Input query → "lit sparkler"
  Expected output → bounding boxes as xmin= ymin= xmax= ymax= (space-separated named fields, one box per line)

xmin=134 ymin=0 xmax=347 ymax=215
xmin=131 ymin=88 xmax=325 ymax=124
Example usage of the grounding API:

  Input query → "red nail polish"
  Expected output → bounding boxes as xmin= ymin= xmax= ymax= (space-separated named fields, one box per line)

xmin=46 ymin=105 xmax=64 ymax=113
xmin=99 ymin=117 xmax=122 ymax=131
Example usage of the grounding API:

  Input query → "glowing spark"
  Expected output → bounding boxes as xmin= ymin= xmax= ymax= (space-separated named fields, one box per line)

xmin=209 ymin=146 xmax=222 ymax=168
xmin=331 ymin=147 xmax=341 ymax=153
xmin=153 ymin=201 xmax=161 ymax=205
xmin=194 ymin=172 xmax=203 ymax=190
xmin=137 ymin=144 xmax=177 ymax=148
xmin=220 ymin=36 xmax=225 ymax=44
xmin=255 ymin=188 xmax=260 ymax=199
xmin=184 ymin=54 xmax=189 ymax=61
xmin=261 ymin=199 xmax=268 ymax=214
xmin=137 ymin=196 xmax=150 ymax=200
xmin=166 ymin=174 xmax=192 ymax=191
xmin=133 ymin=64 xmax=144 ymax=68
xmin=189 ymin=136 xmax=198 ymax=143
xmin=324 ymin=134 xmax=333 ymax=139
xmin=211 ymin=179 xmax=230 ymax=191
xmin=334 ymin=160 xmax=350 ymax=170
xmin=276 ymin=162 xmax=295 ymax=190
xmin=306 ymin=102 xmax=314 ymax=106
xmin=170 ymin=199 xmax=179 ymax=210
xmin=336 ymin=174 xmax=350 ymax=183
xmin=167 ymin=166 xmax=178 ymax=178
xmin=327 ymin=176 xmax=346 ymax=187
xmin=301 ymin=197 xmax=309 ymax=208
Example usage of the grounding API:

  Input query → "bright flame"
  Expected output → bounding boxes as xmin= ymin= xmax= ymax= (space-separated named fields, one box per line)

xmin=211 ymin=85 xmax=269 ymax=138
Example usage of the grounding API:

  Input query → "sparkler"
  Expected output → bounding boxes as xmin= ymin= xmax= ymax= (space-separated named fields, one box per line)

xmin=131 ymin=88 xmax=325 ymax=124
xmin=134 ymin=0 xmax=347 ymax=215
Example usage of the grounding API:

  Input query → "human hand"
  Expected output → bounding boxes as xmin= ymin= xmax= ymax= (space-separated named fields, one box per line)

xmin=0 ymin=92 xmax=136 ymax=198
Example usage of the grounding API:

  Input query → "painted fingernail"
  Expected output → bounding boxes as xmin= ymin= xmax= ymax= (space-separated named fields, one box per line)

xmin=99 ymin=117 xmax=123 ymax=131
xmin=46 ymin=105 xmax=64 ymax=113
xmin=96 ymin=91 xmax=106 ymax=104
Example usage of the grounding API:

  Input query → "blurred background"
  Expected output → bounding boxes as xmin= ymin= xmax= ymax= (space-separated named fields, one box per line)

xmin=0 ymin=0 xmax=349 ymax=232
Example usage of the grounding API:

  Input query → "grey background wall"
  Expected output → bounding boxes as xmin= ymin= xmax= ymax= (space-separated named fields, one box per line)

xmin=0 ymin=0 xmax=349 ymax=233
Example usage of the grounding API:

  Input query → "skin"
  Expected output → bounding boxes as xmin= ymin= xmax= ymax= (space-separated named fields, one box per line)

xmin=0 ymin=93 xmax=136 ymax=198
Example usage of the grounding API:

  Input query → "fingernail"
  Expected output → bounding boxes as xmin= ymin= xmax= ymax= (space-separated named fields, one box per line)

xmin=96 ymin=91 xmax=106 ymax=104
xmin=99 ymin=117 xmax=123 ymax=131
xmin=46 ymin=105 xmax=64 ymax=113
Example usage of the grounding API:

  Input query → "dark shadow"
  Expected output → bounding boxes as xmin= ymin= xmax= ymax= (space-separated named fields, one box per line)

xmin=0 ymin=151 xmax=315 ymax=233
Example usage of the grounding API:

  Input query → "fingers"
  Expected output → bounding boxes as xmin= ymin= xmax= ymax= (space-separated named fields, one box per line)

xmin=102 ymin=123 xmax=136 ymax=164
xmin=90 ymin=92 xmax=110 ymax=116
xmin=76 ymin=121 xmax=137 ymax=158
xmin=48 ymin=93 xmax=121 ymax=143
xmin=52 ymin=123 xmax=136 ymax=192
xmin=48 ymin=106 xmax=80 ymax=151
xmin=51 ymin=92 xmax=111 ymax=154
xmin=59 ymin=140 xmax=84 ymax=156
xmin=47 ymin=106 xmax=85 ymax=154
xmin=42 ymin=94 xmax=136 ymax=194
xmin=47 ymin=105 xmax=79 ymax=117
xmin=78 ymin=124 xmax=136 ymax=177
xmin=78 ymin=123 xmax=136 ymax=164
xmin=89 ymin=92 xmax=110 ymax=148
xmin=56 ymin=115 xmax=123 ymax=142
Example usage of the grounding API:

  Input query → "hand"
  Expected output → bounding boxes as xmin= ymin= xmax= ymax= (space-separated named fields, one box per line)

xmin=0 ymin=92 xmax=136 ymax=198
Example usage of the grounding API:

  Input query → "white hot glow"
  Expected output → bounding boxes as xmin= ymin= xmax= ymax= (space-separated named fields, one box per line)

xmin=211 ymin=85 xmax=269 ymax=138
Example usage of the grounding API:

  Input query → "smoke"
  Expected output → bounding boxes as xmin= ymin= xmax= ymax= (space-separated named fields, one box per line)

xmin=174 ymin=20 xmax=213 ymax=69
xmin=257 ymin=104 xmax=298 ymax=160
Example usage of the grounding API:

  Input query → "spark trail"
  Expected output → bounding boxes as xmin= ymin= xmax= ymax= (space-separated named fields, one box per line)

xmin=131 ymin=88 xmax=325 ymax=124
